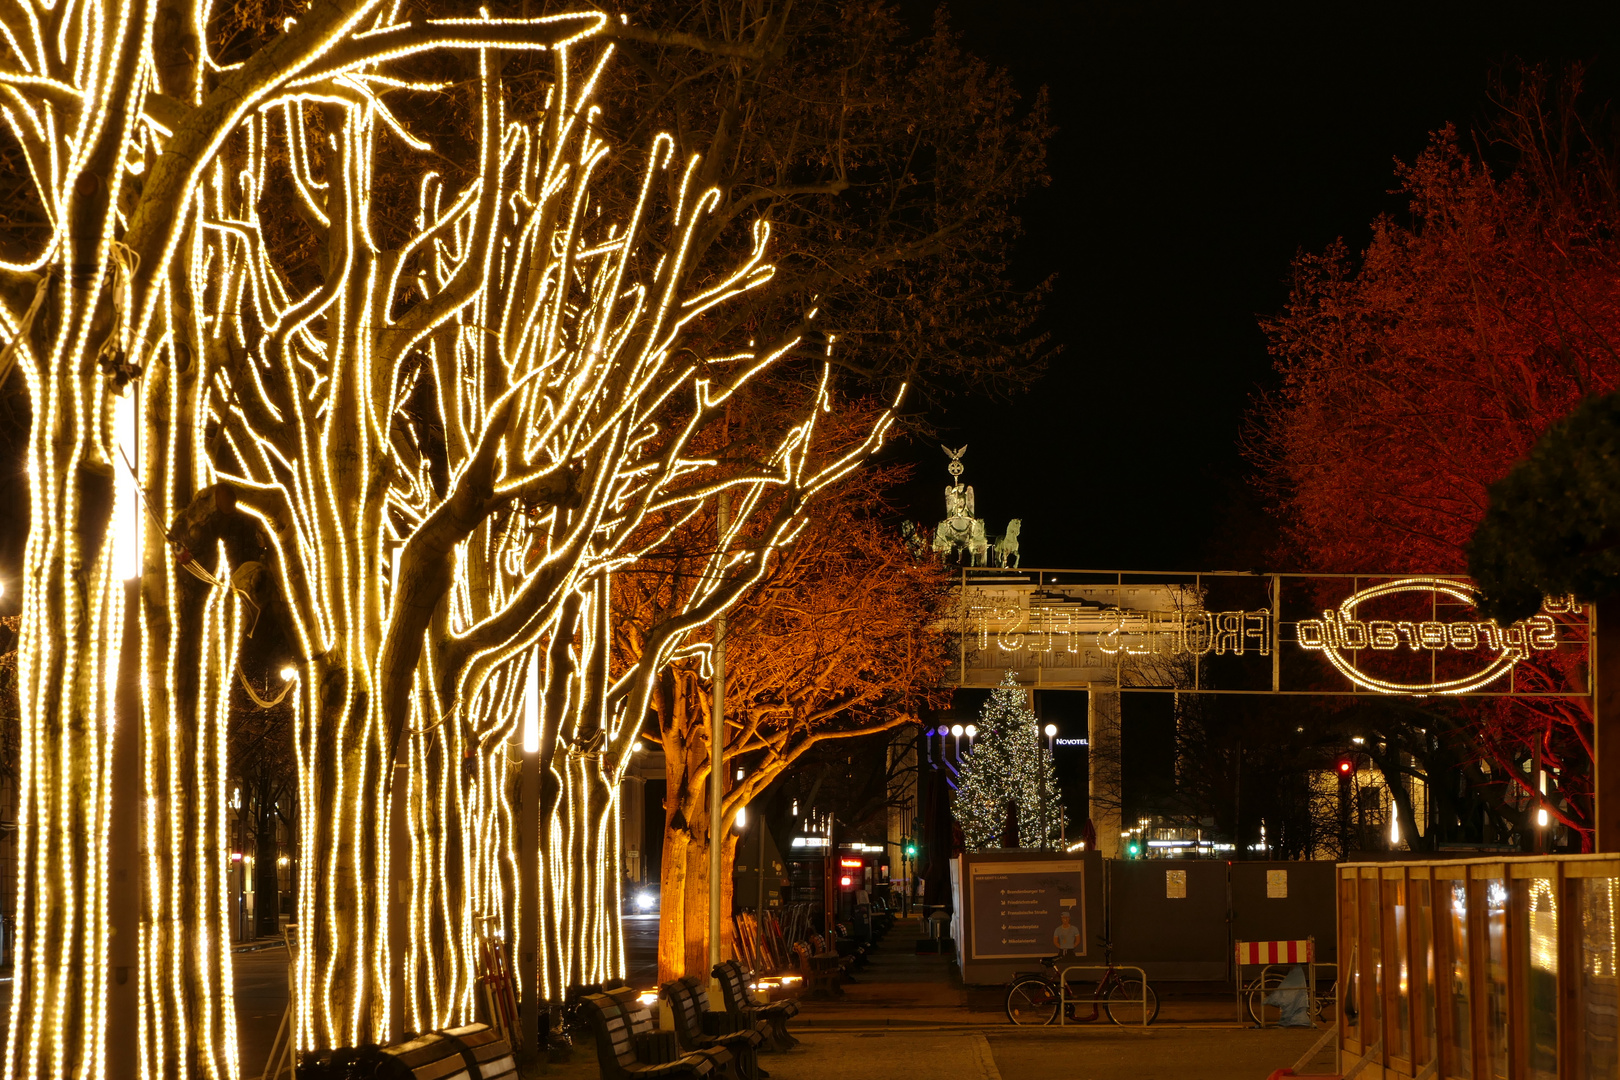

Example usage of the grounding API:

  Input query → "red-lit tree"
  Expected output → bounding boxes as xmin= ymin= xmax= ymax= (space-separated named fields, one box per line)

xmin=1249 ymin=68 xmax=1614 ymax=847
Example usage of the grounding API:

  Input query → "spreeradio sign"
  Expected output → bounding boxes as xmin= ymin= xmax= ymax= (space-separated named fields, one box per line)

xmin=953 ymin=571 xmax=1590 ymax=697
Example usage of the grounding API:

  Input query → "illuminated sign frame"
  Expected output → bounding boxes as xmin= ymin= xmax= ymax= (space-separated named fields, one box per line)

xmin=1296 ymin=577 xmax=1568 ymax=695
xmin=954 ymin=572 xmax=1589 ymax=698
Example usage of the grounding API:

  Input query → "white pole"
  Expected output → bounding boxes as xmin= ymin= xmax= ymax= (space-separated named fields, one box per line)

xmin=518 ymin=649 xmax=541 ymax=1052
xmin=709 ymin=493 xmax=728 ymax=981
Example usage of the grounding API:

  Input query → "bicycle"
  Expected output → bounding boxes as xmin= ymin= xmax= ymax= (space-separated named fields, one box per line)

xmin=1004 ymin=942 xmax=1160 ymax=1026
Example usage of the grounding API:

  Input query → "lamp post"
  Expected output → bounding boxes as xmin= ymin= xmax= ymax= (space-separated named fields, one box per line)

xmin=1041 ymin=724 xmax=1057 ymax=852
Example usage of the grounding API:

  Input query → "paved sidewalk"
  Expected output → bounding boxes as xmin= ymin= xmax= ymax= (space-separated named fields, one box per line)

xmin=776 ymin=916 xmax=1338 ymax=1078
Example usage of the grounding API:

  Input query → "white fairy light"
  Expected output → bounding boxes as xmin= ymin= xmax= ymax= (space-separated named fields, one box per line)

xmin=0 ymin=0 xmax=902 ymax=1062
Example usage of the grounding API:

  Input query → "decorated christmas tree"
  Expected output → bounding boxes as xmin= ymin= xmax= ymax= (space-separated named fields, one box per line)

xmin=952 ymin=672 xmax=1068 ymax=851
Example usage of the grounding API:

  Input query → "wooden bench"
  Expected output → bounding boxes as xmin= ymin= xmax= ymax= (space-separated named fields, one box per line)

xmin=660 ymin=976 xmax=766 ymax=1080
xmin=808 ymin=932 xmax=858 ymax=978
xmin=374 ymin=1021 xmax=516 ymax=1079
xmin=577 ymin=990 xmax=732 ymax=1080
xmin=712 ymin=960 xmax=800 ymax=1050
xmin=790 ymin=941 xmax=842 ymax=998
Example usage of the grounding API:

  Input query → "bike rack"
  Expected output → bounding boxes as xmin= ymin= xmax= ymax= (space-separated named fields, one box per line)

xmin=1247 ymin=960 xmax=1338 ymax=1029
xmin=1056 ymin=964 xmax=1151 ymax=1027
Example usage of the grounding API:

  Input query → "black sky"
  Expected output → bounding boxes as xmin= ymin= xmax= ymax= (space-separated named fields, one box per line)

xmin=889 ymin=0 xmax=1620 ymax=572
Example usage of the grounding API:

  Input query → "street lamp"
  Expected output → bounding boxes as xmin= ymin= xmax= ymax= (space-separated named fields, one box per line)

xmin=1038 ymin=722 xmax=1057 ymax=851
xmin=951 ymin=724 xmax=964 ymax=763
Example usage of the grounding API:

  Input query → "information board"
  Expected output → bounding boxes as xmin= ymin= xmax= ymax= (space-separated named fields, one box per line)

xmin=967 ymin=859 xmax=1086 ymax=960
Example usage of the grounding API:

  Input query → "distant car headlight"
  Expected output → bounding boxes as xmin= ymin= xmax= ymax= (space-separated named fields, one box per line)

xmin=635 ymin=891 xmax=655 ymax=912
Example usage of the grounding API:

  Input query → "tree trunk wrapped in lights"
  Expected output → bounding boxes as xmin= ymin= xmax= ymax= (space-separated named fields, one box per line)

xmin=0 ymin=0 xmax=898 ymax=1070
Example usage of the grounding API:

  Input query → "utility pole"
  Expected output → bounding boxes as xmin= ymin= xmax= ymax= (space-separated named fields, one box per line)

xmin=710 ymin=492 xmax=728 ymax=985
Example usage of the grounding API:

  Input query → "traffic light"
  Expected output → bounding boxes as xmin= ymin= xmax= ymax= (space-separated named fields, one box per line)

xmin=1125 ymin=840 xmax=1142 ymax=858
xmin=904 ymin=841 xmax=918 ymax=858
xmin=1336 ymin=756 xmax=1354 ymax=776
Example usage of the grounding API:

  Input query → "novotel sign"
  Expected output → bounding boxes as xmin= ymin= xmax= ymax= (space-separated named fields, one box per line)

xmin=966 ymin=576 xmax=1583 ymax=697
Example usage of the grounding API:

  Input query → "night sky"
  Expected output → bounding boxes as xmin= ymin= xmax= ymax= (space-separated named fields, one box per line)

xmin=891 ymin=0 xmax=1620 ymax=572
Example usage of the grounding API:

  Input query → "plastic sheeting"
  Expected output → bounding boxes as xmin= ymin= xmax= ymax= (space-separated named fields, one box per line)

xmin=1263 ymin=965 xmax=1315 ymax=1028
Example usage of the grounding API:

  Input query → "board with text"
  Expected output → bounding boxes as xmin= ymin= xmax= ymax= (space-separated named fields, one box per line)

xmin=965 ymin=858 xmax=1086 ymax=961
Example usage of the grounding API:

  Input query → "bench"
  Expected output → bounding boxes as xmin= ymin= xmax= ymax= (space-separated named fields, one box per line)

xmin=305 ymin=1022 xmax=515 ymax=1080
xmin=832 ymin=923 xmax=871 ymax=966
xmin=660 ymin=976 xmax=767 ymax=1080
xmin=808 ymin=932 xmax=858 ymax=977
xmin=790 ymin=941 xmax=843 ymax=998
xmin=712 ymin=960 xmax=800 ymax=1050
xmin=577 ymin=989 xmax=733 ymax=1080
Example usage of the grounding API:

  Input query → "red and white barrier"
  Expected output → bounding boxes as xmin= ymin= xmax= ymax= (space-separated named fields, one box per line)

xmin=1235 ymin=939 xmax=1314 ymax=966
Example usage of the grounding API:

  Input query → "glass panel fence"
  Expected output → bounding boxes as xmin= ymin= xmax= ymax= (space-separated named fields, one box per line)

xmin=1481 ymin=877 xmax=1509 ymax=1080
xmin=1512 ymin=877 xmax=1557 ymax=1080
xmin=1415 ymin=876 xmax=1435 ymax=1070
xmin=1363 ymin=872 xmax=1383 ymax=1041
xmin=1579 ymin=876 xmax=1620 ymax=1079
xmin=1446 ymin=878 xmax=1472 ymax=1079
xmin=1343 ymin=872 xmax=1361 ymax=1048
xmin=1386 ymin=876 xmax=1412 ymax=1063
xmin=1341 ymin=856 xmax=1620 ymax=1079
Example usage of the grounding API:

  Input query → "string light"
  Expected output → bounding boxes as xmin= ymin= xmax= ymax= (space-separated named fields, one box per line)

xmin=1296 ymin=578 xmax=1562 ymax=694
xmin=1 ymin=0 xmax=901 ymax=1066
xmin=952 ymin=673 xmax=1065 ymax=851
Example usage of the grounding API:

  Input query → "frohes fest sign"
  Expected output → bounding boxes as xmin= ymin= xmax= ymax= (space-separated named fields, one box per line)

xmin=963 ymin=574 xmax=1584 ymax=697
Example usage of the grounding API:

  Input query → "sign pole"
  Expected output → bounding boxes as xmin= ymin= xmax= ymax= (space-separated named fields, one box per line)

xmin=1597 ymin=601 xmax=1620 ymax=852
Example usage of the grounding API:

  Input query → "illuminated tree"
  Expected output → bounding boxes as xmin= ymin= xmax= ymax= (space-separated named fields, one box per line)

xmin=582 ymin=2 xmax=1051 ymax=983
xmin=616 ymin=474 xmax=952 ymax=983
xmin=1250 ymin=67 xmax=1610 ymax=849
xmin=952 ymin=672 xmax=1064 ymax=852
xmin=0 ymin=1 xmax=898 ymax=1071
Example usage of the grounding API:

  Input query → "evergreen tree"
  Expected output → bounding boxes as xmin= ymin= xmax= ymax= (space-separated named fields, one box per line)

xmin=953 ymin=673 xmax=1067 ymax=851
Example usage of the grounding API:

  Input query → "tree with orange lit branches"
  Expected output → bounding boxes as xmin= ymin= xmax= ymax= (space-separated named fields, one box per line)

xmin=611 ymin=449 xmax=952 ymax=984
xmin=0 ymin=3 xmax=902 ymax=1073
xmin=1249 ymin=67 xmax=1614 ymax=850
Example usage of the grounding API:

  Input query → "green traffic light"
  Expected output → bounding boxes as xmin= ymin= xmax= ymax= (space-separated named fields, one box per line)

xmin=1127 ymin=842 xmax=1141 ymax=858
xmin=905 ymin=844 xmax=917 ymax=857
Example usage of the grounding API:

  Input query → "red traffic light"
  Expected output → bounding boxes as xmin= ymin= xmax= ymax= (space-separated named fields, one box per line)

xmin=1337 ymin=758 xmax=1354 ymax=775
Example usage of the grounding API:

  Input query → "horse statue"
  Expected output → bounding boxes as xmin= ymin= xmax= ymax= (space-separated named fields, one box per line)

xmin=932 ymin=445 xmax=989 ymax=565
xmin=992 ymin=519 xmax=1022 ymax=569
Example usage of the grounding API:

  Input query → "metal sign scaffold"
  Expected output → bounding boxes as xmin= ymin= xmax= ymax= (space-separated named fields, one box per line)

xmin=949 ymin=569 xmax=1590 ymax=698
